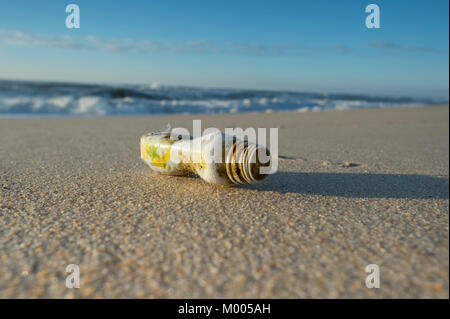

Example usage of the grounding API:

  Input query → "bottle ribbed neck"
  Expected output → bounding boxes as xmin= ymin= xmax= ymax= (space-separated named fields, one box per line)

xmin=225 ymin=141 xmax=270 ymax=185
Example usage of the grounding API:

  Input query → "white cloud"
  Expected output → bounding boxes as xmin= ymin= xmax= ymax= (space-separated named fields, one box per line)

xmin=368 ymin=41 xmax=447 ymax=54
xmin=0 ymin=29 xmax=351 ymax=56
xmin=2 ymin=29 xmax=444 ymax=57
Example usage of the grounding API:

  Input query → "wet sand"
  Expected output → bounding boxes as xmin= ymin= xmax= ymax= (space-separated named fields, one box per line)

xmin=0 ymin=106 xmax=448 ymax=298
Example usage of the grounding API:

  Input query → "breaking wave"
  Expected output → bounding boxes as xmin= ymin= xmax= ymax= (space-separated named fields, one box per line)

xmin=0 ymin=80 xmax=445 ymax=117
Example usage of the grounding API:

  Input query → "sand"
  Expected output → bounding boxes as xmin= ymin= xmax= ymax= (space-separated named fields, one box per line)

xmin=0 ymin=106 xmax=448 ymax=298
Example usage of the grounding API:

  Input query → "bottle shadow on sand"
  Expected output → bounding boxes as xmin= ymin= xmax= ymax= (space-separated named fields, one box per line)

xmin=244 ymin=172 xmax=449 ymax=199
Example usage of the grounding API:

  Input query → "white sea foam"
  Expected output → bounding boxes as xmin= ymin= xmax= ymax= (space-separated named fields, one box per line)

xmin=297 ymin=107 xmax=310 ymax=112
xmin=75 ymin=97 xmax=105 ymax=115
xmin=47 ymin=96 xmax=72 ymax=109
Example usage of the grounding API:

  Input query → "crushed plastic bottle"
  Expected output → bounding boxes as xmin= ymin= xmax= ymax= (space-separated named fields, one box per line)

xmin=140 ymin=125 xmax=271 ymax=186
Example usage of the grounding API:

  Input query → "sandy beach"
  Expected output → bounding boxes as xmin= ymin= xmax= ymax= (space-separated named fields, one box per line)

xmin=0 ymin=106 xmax=448 ymax=298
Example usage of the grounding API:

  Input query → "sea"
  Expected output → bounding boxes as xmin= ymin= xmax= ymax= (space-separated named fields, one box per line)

xmin=0 ymin=79 xmax=446 ymax=117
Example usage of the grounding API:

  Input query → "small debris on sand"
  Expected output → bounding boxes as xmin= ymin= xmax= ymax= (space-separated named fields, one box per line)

xmin=341 ymin=161 xmax=360 ymax=168
xmin=321 ymin=160 xmax=331 ymax=167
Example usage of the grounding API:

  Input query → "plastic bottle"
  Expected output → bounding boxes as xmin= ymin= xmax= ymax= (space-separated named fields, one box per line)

xmin=140 ymin=126 xmax=271 ymax=186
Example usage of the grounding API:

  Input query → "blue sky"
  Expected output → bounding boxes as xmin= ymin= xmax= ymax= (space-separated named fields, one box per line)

xmin=0 ymin=0 xmax=448 ymax=98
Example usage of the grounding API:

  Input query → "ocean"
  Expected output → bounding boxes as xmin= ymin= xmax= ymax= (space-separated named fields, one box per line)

xmin=0 ymin=79 xmax=446 ymax=117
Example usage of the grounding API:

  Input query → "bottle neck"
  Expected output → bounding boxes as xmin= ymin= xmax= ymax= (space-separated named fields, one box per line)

xmin=225 ymin=141 xmax=271 ymax=185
